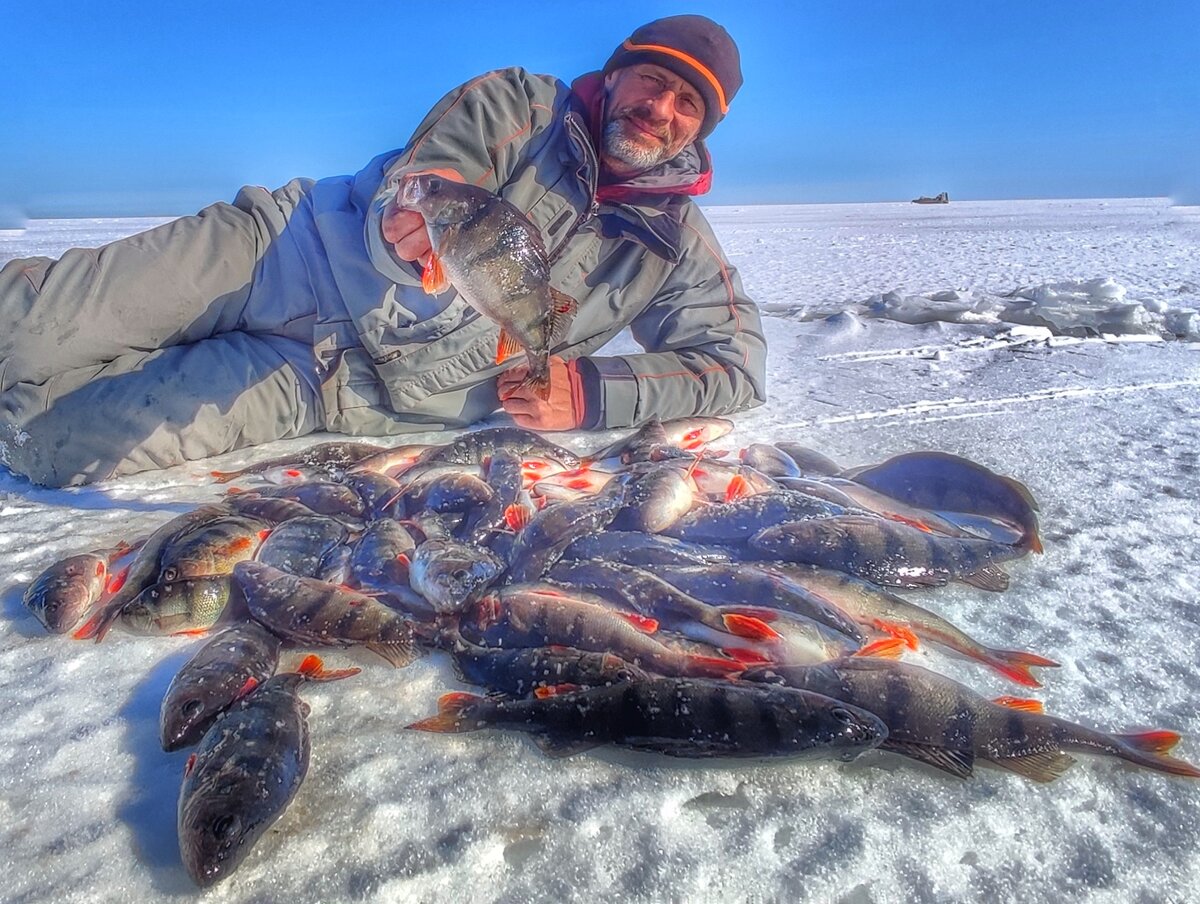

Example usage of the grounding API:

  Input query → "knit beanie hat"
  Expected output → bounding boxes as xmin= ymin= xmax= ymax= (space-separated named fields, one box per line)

xmin=602 ymin=14 xmax=742 ymax=139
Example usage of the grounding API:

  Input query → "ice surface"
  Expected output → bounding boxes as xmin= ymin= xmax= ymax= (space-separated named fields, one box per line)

xmin=2 ymin=199 xmax=1200 ymax=902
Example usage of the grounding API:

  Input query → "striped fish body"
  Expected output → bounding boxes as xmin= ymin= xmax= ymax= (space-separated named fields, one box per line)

xmin=666 ymin=491 xmax=849 ymax=545
xmin=160 ymin=621 xmax=281 ymax=751
xmin=177 ymin=673 xmax=311 ymax=886
xmin=234 ymin=561 xmax=419 ymax=667
xmin=506 ymin=486 xmax=627 ymax=584
xmin=749 ymin=514 xmax=1023 ymax=591
xmin=255 ymin=516 xmax=349 ymax=579
xmin=410 ymin=677 xmax=886 ymax=761
xmin=159 ymin=516 xmax=269 ymax=581
xmin=449 ymin=638 xmax=650 ymax=697
xmin=744 ymin=658 xmax=1200 ymax=782
xmin=118 ymin=576 xmax=239 ymax=636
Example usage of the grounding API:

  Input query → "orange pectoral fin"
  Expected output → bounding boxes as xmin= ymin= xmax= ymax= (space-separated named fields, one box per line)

xmin=871 ymin=619 xmax=921 ymax=651
xmin=992 ymin=695 xmax=1045 ymax=714
xmin=618 ymin=612 xmax=659 ymax=634
xmin=495 ymin=329 xmax=523 ymax=365
xmin=725 ymin=475 xmax=751 ymax=502
xmin=504 ymin=503 xmax=535 ymax=531
xmin=421 ymin=252 xmax=451 ymax=295
xmin=854 ymin=637 xmax=907 ymax=660
xmin=534 ymin=683 xmax=582 ymax=699
xmin=721 ymin=613 xmax=782 ymax=641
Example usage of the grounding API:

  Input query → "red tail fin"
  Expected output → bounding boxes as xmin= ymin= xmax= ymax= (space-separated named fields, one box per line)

xmin=1112 ymin=730 xmax=1200 ymax=779
xmin=406 ymin=692 xmax=483 ymax=733
xmin=73 ymin=604 xmax=120 ymax=643
xmin=296 ymin=654 xmax=361 ymax=682
xmin=1118 ymin=729 xmax=1182 ymax=754
xmin=979 ymin=649 xmax=1060 ymax=688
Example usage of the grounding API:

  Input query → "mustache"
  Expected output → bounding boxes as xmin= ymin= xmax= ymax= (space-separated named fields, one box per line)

xmin=610 ymin=106 xmax=670 ymax=141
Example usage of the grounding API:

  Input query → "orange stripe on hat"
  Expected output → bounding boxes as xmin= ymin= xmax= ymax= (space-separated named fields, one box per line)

xmin=621 ymin=39 xmax=729 ymax=114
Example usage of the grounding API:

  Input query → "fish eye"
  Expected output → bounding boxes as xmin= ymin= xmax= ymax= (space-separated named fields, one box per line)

xmin=831 ymin=707 xmax=857 ymax=725
xmin=427 ymin=176 xmax=443 ymax=193
xmin=451 ymin=568 xmax=468 ymax=582
xmin=182 ymin=699 xmax=204 ymax=718
xmin=161 ymin=567 xmax=179 ymax=582
xmin=211 ymin=814 xmax=240 ymax=841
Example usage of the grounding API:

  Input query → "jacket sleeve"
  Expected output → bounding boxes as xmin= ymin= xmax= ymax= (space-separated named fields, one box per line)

xmin=362 ymin=67 xmax=561 ymax=284
xmin=576 ymin=208 xmax=768 ymax=429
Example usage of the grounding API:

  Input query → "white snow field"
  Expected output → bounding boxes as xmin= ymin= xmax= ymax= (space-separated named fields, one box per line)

xmin=2 ymin=198 xmax=1199 ymax=903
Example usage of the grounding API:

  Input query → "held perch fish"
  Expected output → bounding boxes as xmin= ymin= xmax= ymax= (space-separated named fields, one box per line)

xmin=399 ymin=174 xmax=578 ymax=399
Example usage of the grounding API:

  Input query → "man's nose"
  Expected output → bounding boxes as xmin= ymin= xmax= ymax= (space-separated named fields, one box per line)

xmin=644 ymin=89 xmax=677 ymax=121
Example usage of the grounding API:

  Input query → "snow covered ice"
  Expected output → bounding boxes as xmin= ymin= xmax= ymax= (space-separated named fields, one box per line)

xmin=2 ymin=198 xmax=1199 ymax=902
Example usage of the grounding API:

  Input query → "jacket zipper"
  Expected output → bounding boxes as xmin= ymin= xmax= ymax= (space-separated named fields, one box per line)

xmin=547 ymin=113 xmax=600 ymax=265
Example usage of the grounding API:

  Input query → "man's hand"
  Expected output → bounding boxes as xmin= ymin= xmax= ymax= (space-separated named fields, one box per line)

xmin=498 ymin=356 xmax=584 ymax=431
xmin=381 ymin=168 xmax=466 ymax=264
xmin=382 ymin=204 xmax=431 ymax=264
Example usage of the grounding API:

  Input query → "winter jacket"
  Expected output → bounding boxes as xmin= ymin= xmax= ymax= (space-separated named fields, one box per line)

xmin=304 ymin=66 xmax=767 ymax=430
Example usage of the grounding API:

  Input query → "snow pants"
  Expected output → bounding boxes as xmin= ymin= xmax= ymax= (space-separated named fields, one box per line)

xmin=0 ymin=181 xmax=327 ymax=487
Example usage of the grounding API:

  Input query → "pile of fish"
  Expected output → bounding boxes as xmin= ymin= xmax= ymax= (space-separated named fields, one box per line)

xmin=22 ymin=418 xmax=1200 ymax=887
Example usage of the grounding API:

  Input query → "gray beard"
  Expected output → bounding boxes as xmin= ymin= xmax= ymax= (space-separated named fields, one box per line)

xmin=602 ymin=119 xmax=670 ymax=172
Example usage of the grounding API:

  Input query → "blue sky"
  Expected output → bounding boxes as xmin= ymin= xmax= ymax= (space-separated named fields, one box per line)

xmin=2 ymin=0 xmax=1196 ymax=217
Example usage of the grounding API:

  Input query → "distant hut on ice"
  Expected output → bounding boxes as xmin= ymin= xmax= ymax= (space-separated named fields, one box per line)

xmin=912 ymin=192 xmax=950 ymax=204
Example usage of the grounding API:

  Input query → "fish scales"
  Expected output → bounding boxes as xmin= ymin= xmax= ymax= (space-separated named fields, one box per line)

xmin=119 ymin=576 xmax=240 ymax=636
xmin=746 ymin=659 xmax=1200 ymax=781
xmin=506 ymin=486 xmax=627 ymax=584
xmin=235 ymin=561 xmax=420 ymax=667
xmin=408 ymin=678 xmax=887 ymax=760
xmin=449 ymin=638 xmax=651 ymax=697
xmin=159 ymin=515 xmax=269 ymax=581
xmin=400 ymin=177 xmax=577 ymax=399
xmin=177 ymin=658 xmax=357 ymax=887
xmin=255 ymin=515 xmax=349 ymax=579
xmin=464 ymin=588 xmax=739 ymax=678
xmin=160 ymin=621 xmax=281 ymax=751
xmin=749 ymin=515 xmax=1023 ymax=590
xmin=416 ymin=426 xmax=579 ymax=468
xmin=23 ymin=546 xmax=125 ymax=633
xmin=656 ymin=564 xmax=864 ymax=642
xmin=764 ymin=562 xmax=1057 ymax=687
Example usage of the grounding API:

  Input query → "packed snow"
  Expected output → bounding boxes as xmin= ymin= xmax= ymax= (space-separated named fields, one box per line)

xmin=2 ymin=197 xmax=1199 ymax=903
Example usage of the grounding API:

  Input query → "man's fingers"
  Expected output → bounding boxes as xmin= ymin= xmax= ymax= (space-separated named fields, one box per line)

xmin=382 ymin=206 xmax=422 ymax=242
xmin=393 ymin=226 xmax=431 ymax=263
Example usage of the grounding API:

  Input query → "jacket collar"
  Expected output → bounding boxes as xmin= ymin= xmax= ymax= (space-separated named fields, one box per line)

xmin=569 ymin=71 xmax=714 ymax=204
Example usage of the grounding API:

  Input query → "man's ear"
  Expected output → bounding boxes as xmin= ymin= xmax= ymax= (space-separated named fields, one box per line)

xmin=603 ymin=69 xmax=621 ymax=90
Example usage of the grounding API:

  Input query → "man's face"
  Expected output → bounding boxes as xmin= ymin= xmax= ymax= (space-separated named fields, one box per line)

xmin=601 ymin=63 xmax=706 ymax=177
